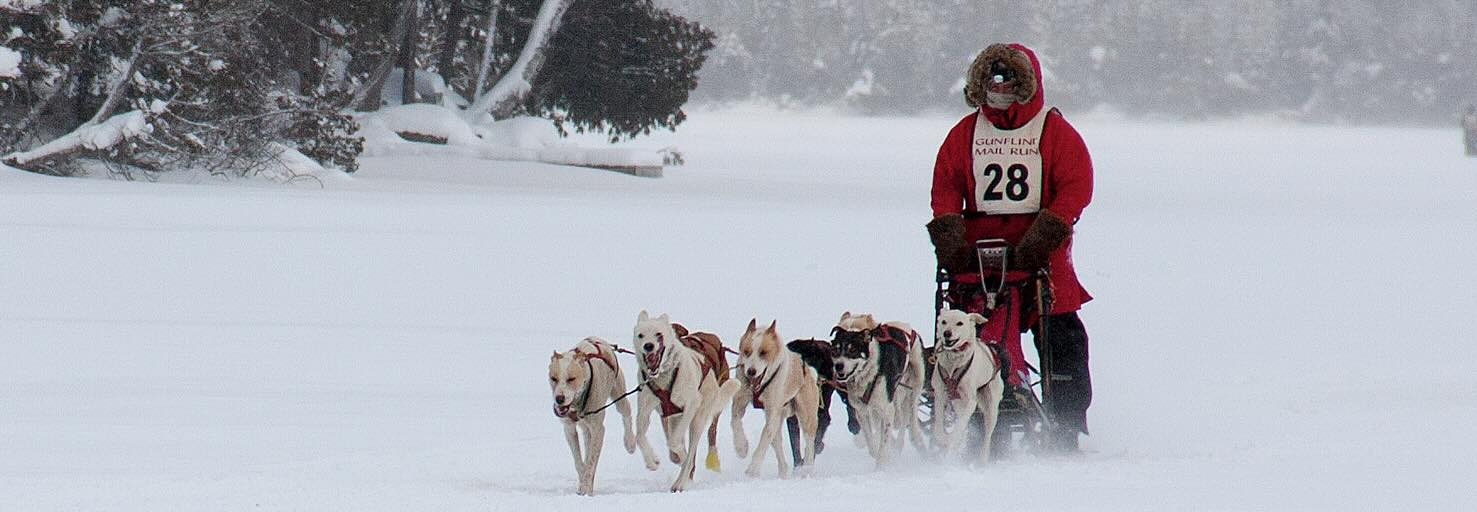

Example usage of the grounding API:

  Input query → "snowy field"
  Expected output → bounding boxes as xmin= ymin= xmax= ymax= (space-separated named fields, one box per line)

xmin=3 ymin=108 xmax=1476 ymax=511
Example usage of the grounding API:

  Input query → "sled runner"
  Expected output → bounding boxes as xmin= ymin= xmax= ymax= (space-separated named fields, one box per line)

xmin=922 ymin=239 xmax=1061 ymax=455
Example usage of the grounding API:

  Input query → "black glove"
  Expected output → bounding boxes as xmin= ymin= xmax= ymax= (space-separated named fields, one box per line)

xmin=1010 ymin=210 xmax=1071 ymax=270
xmin=926 ymin=213 xmax=976 ymax=274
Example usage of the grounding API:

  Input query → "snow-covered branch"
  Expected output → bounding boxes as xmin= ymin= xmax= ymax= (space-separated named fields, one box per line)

xmin=2 ymin=110 xmax=153 ymax=169
xmin=467 ymin=0 xmax=572 ymax=119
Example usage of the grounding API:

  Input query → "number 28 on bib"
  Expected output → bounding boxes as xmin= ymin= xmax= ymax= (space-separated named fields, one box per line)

xmin=970 ymin=108 xmax=1051 ymax=215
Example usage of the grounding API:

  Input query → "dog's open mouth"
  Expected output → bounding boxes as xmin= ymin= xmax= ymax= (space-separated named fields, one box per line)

xmin=834 ymin=366 xmax=855 ymax=383
xmin=642 ymin=347 xmax=664 ymax=374
xmin=553 ymin=403 xmax=571 ymax=418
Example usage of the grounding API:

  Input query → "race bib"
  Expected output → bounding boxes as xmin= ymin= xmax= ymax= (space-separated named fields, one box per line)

xmin=971 ymin=108 xmax=1050 ymax=215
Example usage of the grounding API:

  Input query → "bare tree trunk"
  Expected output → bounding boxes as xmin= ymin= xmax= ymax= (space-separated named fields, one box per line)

xmin=471 ymin=0 xmax=501 ymax=106
xmin=439 ymin=0 xmax=467 ymax=87
xmin=467 ymin=0 xmax=572 ymax=119
xmin=399 ymin=0 xmax=420 ymax=104
xmin=352 ymin=0 xmax=418 ymax=111
xmin=86 ymin=39 xmax=144 ymax=127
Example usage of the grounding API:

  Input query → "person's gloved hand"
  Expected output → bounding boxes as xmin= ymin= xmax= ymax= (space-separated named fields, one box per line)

xmin=1010 ymin=210 xmax=1072 ymax=270
xmin=926 ymin=213 xmax=976 ymax=273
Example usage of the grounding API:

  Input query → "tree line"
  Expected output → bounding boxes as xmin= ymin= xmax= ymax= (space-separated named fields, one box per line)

xmin=0 ymin=0 xmax=714 ymax=177
xmin=661 ymin=0 xmax=1477 ymax=124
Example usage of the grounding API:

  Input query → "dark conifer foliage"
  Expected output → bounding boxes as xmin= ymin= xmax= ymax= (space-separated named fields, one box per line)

xmin=531 ymin=0 xmax=714 ymax=141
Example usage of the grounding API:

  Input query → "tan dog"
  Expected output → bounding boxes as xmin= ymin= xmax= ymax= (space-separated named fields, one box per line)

xmin=932 ymin=309 xmax=1006 ymax=465
xmin=730 ymin=319 xmax=821 ymax=478
xmin=548 ymin=337 xmax=638 ymax=496
xmin=632 ymin=311 xmax=743 ymax=492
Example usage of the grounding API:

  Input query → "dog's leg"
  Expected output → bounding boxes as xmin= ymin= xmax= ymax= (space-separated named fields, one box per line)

xmin=770 ymin=422 xmax=791 ymax=479
xmin=563 ymin=421 xmax=586 ymax=493
xmin=635 ymin=393 xmax=661 ymax=470
xmin=730 ymin=390 xmax=751 ymax=458
xmin=672 ymin=380 xmax=739 ymax=493
xmin=797 ymin=385 xmax=820 ymax=473
xmin=945 ymin=394 xmax=979 ymax=464
xmin=874 ymin=413 xmax=886 ymax=469
xmin=671 ymin=419 xmax=702 ymax=492
xmin=814 ymin=385 xmax=833 ymax=454
xmin=907 ymin=345 xmax=929 ymax=454
xmin=931 ymin=372 xmax=950 ymax=456
xmin=665 ymin=413 xmax=690 ymax=465
xmin=614 ymin=384 xmax=637 ymax=455
xmin=706 ymin=416 xmax=721 ymax=471
xmin=581 ymin=420 xmax=605 ymax=495
xmin=745 ymin=406 xmax=787 ymax=477
xmin=977 ymin=379 xmax=1005 ymax=466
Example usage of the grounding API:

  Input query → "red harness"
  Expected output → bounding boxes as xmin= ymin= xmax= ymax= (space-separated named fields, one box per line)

xmin=748 ymin=365 xmax=781 ymax=409
xmin=936 ymin=340 xmax=1000 ymax=400
xmin=646 ymin=351 xmax=714 ymax=418
xmin=574 ymin=343 xmax=618 ymax=371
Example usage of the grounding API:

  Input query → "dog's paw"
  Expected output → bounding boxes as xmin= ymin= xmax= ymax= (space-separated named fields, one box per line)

xmin=643 ymin=454 xmax=660 ymax=471
xmin=744 ymin=464 xmax=762 ymax=478
xmin=669 ymin=450 xmax=683 ymax=465
xmin=704 ymin=451 xmax=721 ymax=472
xmin=624 ymin=433 xmax=637 ymax=454
xmin=733 ymin=437 xmax=750 ymax=458
xmin=577 ymin=484 xmax=593 ymax=496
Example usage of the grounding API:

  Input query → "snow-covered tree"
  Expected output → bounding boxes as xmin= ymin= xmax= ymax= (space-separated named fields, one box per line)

xmin=3 ymin=0 xmax=362 ymax=176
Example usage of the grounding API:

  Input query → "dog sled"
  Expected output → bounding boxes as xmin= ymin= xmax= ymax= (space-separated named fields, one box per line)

xmin=921 ymin=239 xmax=1063 ymax=455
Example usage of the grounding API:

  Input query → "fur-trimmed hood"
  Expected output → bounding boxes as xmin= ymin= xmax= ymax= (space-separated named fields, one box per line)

xmin=964 ymin=43 xmax=1046 ymax=129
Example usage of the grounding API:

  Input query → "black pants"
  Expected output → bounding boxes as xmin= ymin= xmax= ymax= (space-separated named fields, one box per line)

xmin=1032 ymin=312 xmax=1092 ymax=434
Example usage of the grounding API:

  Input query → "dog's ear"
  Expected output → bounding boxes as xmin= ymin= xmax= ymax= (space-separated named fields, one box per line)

xmin=657 ymin=313 xmax=669 ymax=323
xmin=787 ymin=339 xmax=836 ymax=368
xmin=550 ymin=350 xmax=561 ymax=361
xmin=638 ymin=310 xmax=649 ymax=322
xmin=839 ymin=311 xmax=852 ymax=323
xmin=830 ymin=326 xmax=842 ymax=338
xmin=746 ymin=318 xmax=757 ymax=335
xmin=766 ymin=319 xmax=777 ymax=334
xmin=968 ymin=313 xmax=987 ymax=326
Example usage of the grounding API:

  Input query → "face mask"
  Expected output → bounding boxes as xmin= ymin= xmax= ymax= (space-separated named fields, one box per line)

xmin=985 ymin=91 xmax=1018 ymax=109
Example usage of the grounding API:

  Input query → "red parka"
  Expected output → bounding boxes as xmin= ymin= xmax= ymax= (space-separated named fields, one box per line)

xmin=930 ymin=44 xmax=1093 ymax=314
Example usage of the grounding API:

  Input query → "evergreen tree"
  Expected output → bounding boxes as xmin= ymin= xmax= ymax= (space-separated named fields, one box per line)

xmin=530 ymin=0 xmax=714 ymax=141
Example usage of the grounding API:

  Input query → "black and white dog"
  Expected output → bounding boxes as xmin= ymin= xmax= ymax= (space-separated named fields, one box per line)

xmin=790 ymin=312 xmax=925 ymax=467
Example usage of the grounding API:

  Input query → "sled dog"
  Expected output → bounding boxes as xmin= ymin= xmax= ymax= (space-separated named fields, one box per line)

xmin=730 ymin=319 xmax=821 ymax=477
xmin=931 ymin=309 xmax=1007 ymax=464
xmin=548 ymin=337 xmax=638 ymax=495
xmin=632 ymin=311 xmax=742 ymax=492
xmin=826 ymin=312 xmax=926 ymax=466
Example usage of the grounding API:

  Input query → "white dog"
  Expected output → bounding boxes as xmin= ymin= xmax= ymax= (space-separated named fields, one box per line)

xmin=730 ymin=319 xmax=821 ymax=478
xmin=931 ymin=309 xmax=1006 ymax=465
xmin=829 ymin=312 xmax=927 ymax=466
xmin=632 ymin=311 xmax=742 ymax=492
xmin=548 ymin=336 xmax=638 ymax=495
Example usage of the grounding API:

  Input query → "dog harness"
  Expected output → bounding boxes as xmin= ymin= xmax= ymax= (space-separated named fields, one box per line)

xmin=645 ymin=354 xmax=715 ymax=418
xmin=748 ymin=364 xmax=781 ymax=409
xmin=936 ymin=341 xmax=1001 ymax=401
xmin=559 ymin=342 xmax=621 ymax=421
xmin=869 ymin=325 xmax=915 ymax=353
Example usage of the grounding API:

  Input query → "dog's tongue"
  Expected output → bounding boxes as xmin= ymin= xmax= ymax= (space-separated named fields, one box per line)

xmin=553 ymin=403 xmax=569 ymax=418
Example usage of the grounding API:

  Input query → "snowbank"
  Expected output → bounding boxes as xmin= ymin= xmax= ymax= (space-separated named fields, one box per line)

xmin=356 ymin=103 xmax=664 ymax=175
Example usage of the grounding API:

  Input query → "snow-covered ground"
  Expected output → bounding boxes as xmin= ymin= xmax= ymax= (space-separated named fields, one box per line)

xmin=3 ymin=108 xmax=1476 ymax=510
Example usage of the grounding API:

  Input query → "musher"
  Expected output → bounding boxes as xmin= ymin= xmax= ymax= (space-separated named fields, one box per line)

xmin=926 ymin=43 xmax=1094 ymax=452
